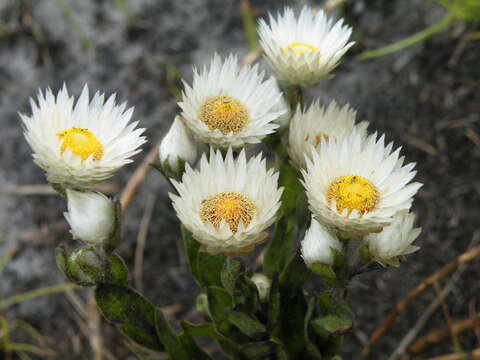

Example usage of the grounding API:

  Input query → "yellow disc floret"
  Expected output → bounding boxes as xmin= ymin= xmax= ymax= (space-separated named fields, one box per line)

xmin=200 ymin=191 xmax=256 ymax=233
xmin=283 ymin=42 xmax=319 ymax=55
xmin=327 ymin=175 xmax=379 ymax=216
xmin=57 ymin=127 xmax=104 ymax=161
xmin=199 ymin=95 xmax=250 ymax=134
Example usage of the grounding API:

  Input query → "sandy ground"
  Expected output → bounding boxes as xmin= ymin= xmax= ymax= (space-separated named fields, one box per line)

xmin=1 ymin=0 xmax=479 ymax=359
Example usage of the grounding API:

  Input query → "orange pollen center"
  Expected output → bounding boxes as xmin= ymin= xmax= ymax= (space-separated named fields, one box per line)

xmin=200 ymin=191 xmax=256 ymax=233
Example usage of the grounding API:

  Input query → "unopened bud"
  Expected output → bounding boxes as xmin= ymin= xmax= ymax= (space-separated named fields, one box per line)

xmin=250 ymin=273 xmax=271 ymax=301
xmin=159 ymin=116 xmax=198 ymax=174
xmin=65 ymin=189 xmax=116 ymax=246
xmin=301 ymin=216 xmax=343 ymax=267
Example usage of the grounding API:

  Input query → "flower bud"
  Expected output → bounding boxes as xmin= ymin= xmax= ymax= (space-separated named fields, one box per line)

xmin=65 ymin=189 xmax=115 ymax=246
xmin=250 ymin=273 xmax=271 ymax=301
xmin=365 ymin=210 xmax=421 ymax=267
xmin=159 ymin=115 xmax=198 ymax=174
xmin=301 ymin=216 xmax=343 ymax=267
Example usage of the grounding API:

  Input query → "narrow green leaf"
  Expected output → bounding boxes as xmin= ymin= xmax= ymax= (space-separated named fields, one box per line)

xmin=154 ymin=308 xmax=190 ymax=360
xmin=267 ymin=276 xmax=280 ymax=329
xmin=206 ymin=286 xmax=233 ymax=323
xmin=304 ymin=298 xmax=322 ymax=359
xmin=221 ymin=258 xmax=243 ymax=294
xmin=240 ymin=340 xmax=275 ymax=359
xmin=181 ymin=226 xmax=202 ymax=285
xmin=105 ymin=253 xmax=129 ymax=286
xmin=227 ymin=311 xmax=266 ymax=338
xmin=264 ymin=162 xmax=305 ymax=275
xmin=279 ymin=253 xmax=309 ymax=289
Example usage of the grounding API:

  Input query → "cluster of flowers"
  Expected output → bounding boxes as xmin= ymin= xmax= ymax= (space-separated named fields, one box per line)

xmin=20 ymin=7 xmax=421 ymax=270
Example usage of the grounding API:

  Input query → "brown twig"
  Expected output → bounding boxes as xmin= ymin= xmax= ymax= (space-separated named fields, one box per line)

xmin=433 ymin=281 xmax=459 ymax=350
xmin=465 ymin=129 xmax=480 ymax=149
xmin=469 ymin=298 xmax=480 ymax=346
xmin=387 ymin=261 xmax=468 ymax=360
xmin=363 ymin=231 xmax=480 ymax=356
xmin=134 ymin=195 xmax=156 ymax=293
xmin=408 ymin=315 xmax=480 ymax=355
xmin=119 ymin=145 xmax=159 ymax=212
xmin=424 ymin=348 xmax=480 ymax=360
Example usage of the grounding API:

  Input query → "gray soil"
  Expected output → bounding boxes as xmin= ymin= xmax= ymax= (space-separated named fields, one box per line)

xmin=1 ymin=0 xmax=479 ymax=359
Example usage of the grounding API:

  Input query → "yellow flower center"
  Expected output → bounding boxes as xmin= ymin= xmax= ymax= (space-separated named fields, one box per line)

xmin=306 ymin=133 xmax=330 ymax=147
xmin=57 ymin=127 xmax=104 ymax=161
xmin=327 ymin=175 xmax=379 ymax=216
xmin=199 ymin=95 xmax=250 ymax=134
xmin=282 ymin=42 xmax=319 ymax=55
xmin=200 ymin=191 xmax=256 ymax=233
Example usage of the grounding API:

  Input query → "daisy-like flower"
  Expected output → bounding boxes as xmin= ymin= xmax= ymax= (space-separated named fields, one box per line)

xmin=288 ymin=100 xmax=369 ymax=168
xmin=302 ymin=131 xmax=422 ymax=238
xmin=301 ymin=216 xmax=343 ymax=267
xmin=178 ymin=54 xmax=287 ymax=148
xmin=170 ymin=148 xmax=283 ymax=255
xmin=366 ymin=210 xmax=421 ymax=267
xmin=258 ymin=6 xmax=354 ymax=87
xmin=20 ymin=85 xmax=146 ymax=188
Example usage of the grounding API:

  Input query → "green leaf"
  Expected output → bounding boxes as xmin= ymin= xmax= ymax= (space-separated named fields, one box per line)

xmin=227 ymin=311 xmax=266 ymax=338
xmin=105 ymin=253 xmax=129 ymax=286
xmin=279 ymin=253 xmax=309 ymax=289
xmin=119 ymin=324 xmax=163 ymax=351
xmin=154 ymin=308 xmax=190 ymax=360
xmin=178 ymin=333 xmax=212 ymax=360
xmin=198 ymin=252 xmax=226 ymax=288
xmin=207 ymin=286 xmax=233 ymax=324
xmin=181 ymin=321 xmax=225 ymax=340
xmin=309 ymin=263 xmax=337 ymax=286
xmin=267 ymin=276 xmax=280 ymax=329
xmin=221 ymin=258 xmax=243 ymax=294
xmin=312 ymin=314 xmax=353 ymax=335
xmin=240 ymin=341 xmax=275 ymax=359
xmin=181 ymin=226 xmax=202 ymax=285
xmin=303 ymin=298 xmax=322 ymax=359
xmin=264 ymin=162 xmax=305 ymax=275
xmin=234 ymin=276 xmax=261 ymax=314
xmin=95 ymin=284 xmax=162 ymax=350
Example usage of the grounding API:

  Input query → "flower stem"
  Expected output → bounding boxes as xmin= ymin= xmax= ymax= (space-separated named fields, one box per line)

xmin=357 ymin=12 xmax=457 ymax=60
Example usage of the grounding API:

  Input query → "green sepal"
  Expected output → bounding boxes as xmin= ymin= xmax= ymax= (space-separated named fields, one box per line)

xmin=51 ymin=183 xmax=66 ymax=196
xmin=221 ymin=258 xmax=243 ymax=294
xmin=310 ymin=263 xmax=337 ymax=286
xmin=154 ymin=308 xmax=190 ymax=360
xmin=151 ymin=158 xmax=186 ymax=182
xmin=227 ymin=311 xmax=266 ymax=338
xmin=95 ymin=284 xmax=163 ymax=351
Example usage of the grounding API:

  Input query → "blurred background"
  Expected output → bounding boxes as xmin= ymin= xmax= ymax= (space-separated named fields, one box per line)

xmin=0 ymin=0 xmax=479 ymax=359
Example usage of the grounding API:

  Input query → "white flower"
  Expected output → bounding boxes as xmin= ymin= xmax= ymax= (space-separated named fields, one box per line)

xmin=170 ymin=148 xmax=283 ymax=255
xmin=64 ymin=189 xmax=115 ymax=245
xmin=258 ymin=6 xmax=354 ymax=87
xmin=250 ymin=273 xmax=271 ymax=301
xmin=178 ymin=54 xmax=287 ymax=148
xmin=366 ymin=210 xmax=421 ymax=267
xmin=288 ymin=100 xmax=369 ymax=168
xmin=159 ymin=115 xmax=198 ymax=172
xmin=301 ymin=216 xmax=343 ymax=266
xmin=20 ymin=85 xmax=146 ymax=188
xmin=301 ymin=131 xmax=422 ymax=238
